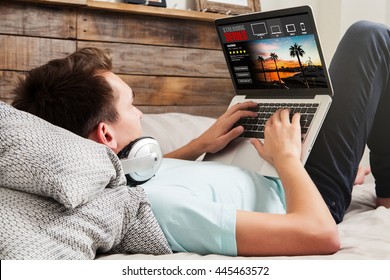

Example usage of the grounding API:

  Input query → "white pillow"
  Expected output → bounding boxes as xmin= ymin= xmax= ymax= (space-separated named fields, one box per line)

xmin=141 ymin=113 xmax=215 ymax=155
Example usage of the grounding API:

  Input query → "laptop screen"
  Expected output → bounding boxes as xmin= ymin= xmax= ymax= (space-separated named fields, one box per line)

xmin=216 ymin=7 xmax=331 ymax=96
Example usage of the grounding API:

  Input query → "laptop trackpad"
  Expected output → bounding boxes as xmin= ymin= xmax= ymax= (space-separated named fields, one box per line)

xmin=204 ymin=139 xmax=277 ymax=176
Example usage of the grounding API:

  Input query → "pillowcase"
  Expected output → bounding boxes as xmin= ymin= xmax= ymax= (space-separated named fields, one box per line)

xmin=0 ymin=102 xmax=126 ymax=209
xmin=0 ymin=182 xmax=172 ymax=259
xmin=141 ymin=113 xmax=215 ymax=157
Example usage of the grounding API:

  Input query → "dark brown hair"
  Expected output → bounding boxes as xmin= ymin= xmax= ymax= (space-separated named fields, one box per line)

xmin=12 ymin=48 xmax=118 ymax=138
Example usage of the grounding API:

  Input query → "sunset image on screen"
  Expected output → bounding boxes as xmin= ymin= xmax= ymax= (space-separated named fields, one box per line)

xmin=249 ymin=34 xmax=326 ymax=88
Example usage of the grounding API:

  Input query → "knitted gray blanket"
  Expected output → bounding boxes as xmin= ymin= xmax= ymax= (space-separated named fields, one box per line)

xmin=0 ymin=102 xmax=172 ymax=259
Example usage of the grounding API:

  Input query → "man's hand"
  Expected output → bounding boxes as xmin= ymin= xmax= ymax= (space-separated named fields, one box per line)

xmin=164 ymin=101 xmax=258 ymax=160
xmin=250 ymin=109 xmax=302 ymax=167
xmin=195 ymin=101 xmax=259 ymax=154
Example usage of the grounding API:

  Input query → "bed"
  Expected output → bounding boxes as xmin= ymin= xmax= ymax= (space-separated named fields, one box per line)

xmin=1 ymin=103 xmax=390 ymax=260
xmin=96 ymin=112 xmax=390 ymax=260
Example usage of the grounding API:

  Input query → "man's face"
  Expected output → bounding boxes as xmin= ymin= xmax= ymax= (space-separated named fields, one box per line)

xmin=102 ymin=71 xmax=143 ymax=153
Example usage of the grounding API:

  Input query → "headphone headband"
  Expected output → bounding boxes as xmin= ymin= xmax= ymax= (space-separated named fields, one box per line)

xmin=118 ymin=137 xmax=162 ymax=186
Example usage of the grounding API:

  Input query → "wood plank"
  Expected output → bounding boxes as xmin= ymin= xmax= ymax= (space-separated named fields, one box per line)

xmin=0 ymin=2 xmax=77 ymax=39
xmin=86 ymin=0 xmax=227 ymax=22
xmin=77 ymin=41 xmax=229 ymax=78
xmin=0 ymin=35 xmax=76 ymax=71
xmin=9 ymin=0 xmax=227 ymax=21
xmin=77 ymin=9 xmax=221 ymax=49
xmin=138 ymin=105 xmax=226 ymax=118
xmin=119 ymin=75 xmax=234 ymax=106
xmin=13 ymin=0 xmax=87 ymax=6
xmin=0 ymin=71 xmax=23 ymax=104
xmin=0 ymin=71 xmax=230 ymax=118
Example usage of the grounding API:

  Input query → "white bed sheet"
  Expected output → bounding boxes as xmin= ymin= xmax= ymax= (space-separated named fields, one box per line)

xmin=96 ymin=113 xmax=390 ymax=260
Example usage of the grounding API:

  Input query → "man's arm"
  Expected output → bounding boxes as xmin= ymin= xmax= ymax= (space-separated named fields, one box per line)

xmin=164 ymin=101 xmax=258 ymax=161
xmin=236 ymin=109 xmax=339 ymax=256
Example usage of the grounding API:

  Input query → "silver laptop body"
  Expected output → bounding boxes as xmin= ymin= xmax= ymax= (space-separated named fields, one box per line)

xmin=204 ymin=6 xmax=333 ymax=178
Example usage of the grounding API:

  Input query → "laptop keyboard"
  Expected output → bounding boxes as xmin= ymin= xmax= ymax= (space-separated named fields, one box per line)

xmin=235 ymin=102 xmax=319 ymax=141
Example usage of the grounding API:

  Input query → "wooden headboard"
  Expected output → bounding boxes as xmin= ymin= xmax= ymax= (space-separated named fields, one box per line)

xmin=0 ymin=0 xmax=235 ymax=118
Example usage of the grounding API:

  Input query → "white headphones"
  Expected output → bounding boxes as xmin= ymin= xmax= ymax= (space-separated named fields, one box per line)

xmin=118 ymin=136 xmax=163 ymax=186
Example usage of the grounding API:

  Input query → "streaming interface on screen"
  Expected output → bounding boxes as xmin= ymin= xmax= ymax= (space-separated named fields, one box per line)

xmin=217 ymin=13 xmax=328 ymax=90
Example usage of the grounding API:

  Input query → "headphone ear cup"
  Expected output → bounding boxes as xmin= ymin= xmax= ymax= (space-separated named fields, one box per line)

xmin=120 ymin=136 xmax=163 ymax=186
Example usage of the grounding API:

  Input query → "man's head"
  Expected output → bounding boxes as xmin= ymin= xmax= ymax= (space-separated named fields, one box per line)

xmin=12 ymin=48 xmax=143 ymax=154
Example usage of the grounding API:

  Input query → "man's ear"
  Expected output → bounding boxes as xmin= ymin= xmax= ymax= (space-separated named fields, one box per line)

xmin=88 ymin=122 xmax=118 ymax=151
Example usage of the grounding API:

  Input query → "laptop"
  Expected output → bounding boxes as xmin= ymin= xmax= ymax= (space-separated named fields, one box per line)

xmin=203 ymin=5 xmax=333 ymax=178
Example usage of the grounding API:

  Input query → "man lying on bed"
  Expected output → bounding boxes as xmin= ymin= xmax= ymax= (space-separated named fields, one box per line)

xmin=11 ymin=21 xmax=389 ymax=257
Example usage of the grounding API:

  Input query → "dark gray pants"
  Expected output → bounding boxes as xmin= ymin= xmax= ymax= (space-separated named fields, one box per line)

xmin=306 ymin=21 xmax=390 ymax=223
